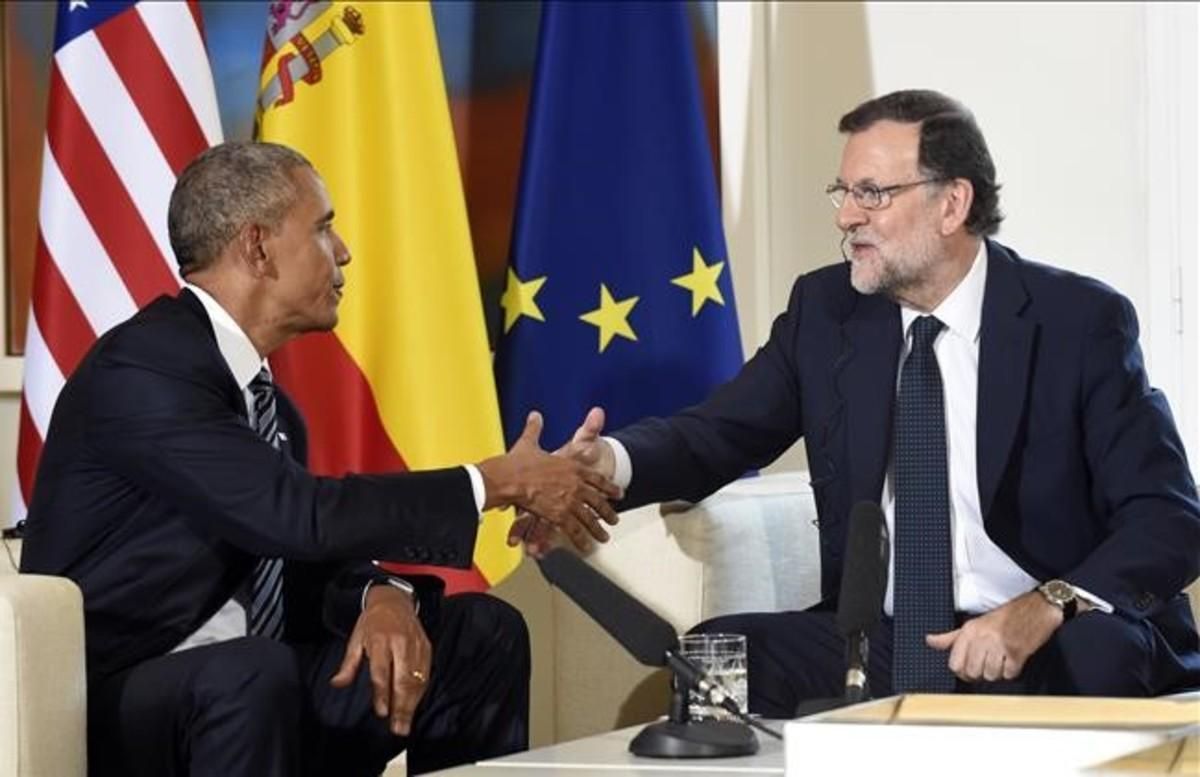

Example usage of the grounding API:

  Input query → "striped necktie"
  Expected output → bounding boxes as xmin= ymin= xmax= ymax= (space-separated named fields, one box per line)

xmin=892 ymin=315 xmax=957 ymax=692
xmin=247 ymin=367 xmax=285 ymax=640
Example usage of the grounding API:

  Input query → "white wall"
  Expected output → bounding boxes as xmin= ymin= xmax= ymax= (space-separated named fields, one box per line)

xmin=720 ymin=1 xmax=1200 ymax=471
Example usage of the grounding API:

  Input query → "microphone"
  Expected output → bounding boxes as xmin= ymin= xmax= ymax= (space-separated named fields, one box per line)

xmin=537 ymin=548 xmax=743 ymax=713
xmin=834 ymin=501 xmax=890 ymax=703
xmin=793 ymin=501 xmax=889 ymax=717
xmin=537 ymin=548 xmax=780 ymax=756
xmin=536 ymin=546 xmax=677 ymax=666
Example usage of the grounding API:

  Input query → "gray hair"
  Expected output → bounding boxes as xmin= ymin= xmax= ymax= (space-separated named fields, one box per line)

xmin=168 ymin=141 xmax=314 ymax=274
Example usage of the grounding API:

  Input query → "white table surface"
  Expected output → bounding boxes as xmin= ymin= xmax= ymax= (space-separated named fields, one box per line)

xmin=430 ymin=721 xmax=786 ymax=775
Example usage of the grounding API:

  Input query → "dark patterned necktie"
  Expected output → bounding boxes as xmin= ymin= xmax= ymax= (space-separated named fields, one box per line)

xmin=247 ymin=367 xmax=284 ymax=640
xmin=892 ymin=315 xmax=956 ymax=692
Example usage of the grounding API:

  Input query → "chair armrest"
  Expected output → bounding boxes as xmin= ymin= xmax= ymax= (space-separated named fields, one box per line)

xmin=663 ymin=471 xmax=822 ymax=621
xmin=0 ymin=574 xmax=88 ymax=777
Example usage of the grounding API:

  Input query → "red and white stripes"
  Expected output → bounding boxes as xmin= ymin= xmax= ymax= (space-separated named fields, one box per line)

xmin=12 ymin=0 xmax=220 ymax=524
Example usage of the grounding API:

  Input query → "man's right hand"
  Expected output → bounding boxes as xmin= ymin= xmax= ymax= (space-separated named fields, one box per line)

xmin=556 ymin=406 xmax=616 ymax=479
xmin=477 ymin=411 xmax=621 ymax=552
xmin=506 ymin=406 xmax=620 ymax=556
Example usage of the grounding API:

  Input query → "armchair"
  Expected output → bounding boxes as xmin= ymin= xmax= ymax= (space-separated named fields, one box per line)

xmin=0 ymin=539 xmax=87 ymax=777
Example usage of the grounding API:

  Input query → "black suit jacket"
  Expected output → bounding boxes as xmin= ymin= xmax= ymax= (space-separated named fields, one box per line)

xmin=614 ymin=241 xmax=1200 ymax=652
xmin=21 ymin=290 xmax=479 ymax=678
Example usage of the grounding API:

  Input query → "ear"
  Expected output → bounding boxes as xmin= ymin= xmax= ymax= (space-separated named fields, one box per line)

xmin=939 ymin=178 xmax=974 ymax=236
xmin=235 ymin=223 xmax=273 ymax=279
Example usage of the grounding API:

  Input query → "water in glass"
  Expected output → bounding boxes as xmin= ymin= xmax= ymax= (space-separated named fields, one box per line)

xmin=679 ymin=633 xmax=748 ymax=721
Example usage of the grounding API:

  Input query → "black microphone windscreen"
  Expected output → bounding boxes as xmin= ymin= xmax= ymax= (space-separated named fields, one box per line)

xmin=537 ymin=548 xmax=678 ymax=667
xmin=835 ymin=501 xmax=889 ymax=637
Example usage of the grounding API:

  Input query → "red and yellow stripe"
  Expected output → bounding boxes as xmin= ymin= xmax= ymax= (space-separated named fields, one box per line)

xmin=258 ymin=1 xmax=519 ymax=592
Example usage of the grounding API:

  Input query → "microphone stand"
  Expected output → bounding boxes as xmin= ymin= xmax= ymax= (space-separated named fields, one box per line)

xmin=793 ymin=630 xmax=871 ymax=717
xmin=629 ymin=652 xmax=780 ymax=758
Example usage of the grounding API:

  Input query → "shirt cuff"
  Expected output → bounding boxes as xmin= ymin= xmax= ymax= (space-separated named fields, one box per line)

xmin=463 ymin=463 xmax=486 ymax=515
xmin=602 ymin=436 xmax=633 ymax=490
xmin=1072 ymin=584 xmax=1114 ymax=614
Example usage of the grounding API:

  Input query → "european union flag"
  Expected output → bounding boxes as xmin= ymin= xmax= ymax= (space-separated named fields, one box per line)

xmin=494 ymin=1 xmax=743 ymax=448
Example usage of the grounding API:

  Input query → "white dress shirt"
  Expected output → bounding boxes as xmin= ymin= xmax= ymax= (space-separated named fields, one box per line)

xmin=173 ymin=285 xmax=270 ymax=650
xmin=175 ymin=285 xmax=486 ymax=651
xmin=607 ymin=242 xmax=1109 ymax=616
xmin=882 ymin=242 xmax=1036 ymax=614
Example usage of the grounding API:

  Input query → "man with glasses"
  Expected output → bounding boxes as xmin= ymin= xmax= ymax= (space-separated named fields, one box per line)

xmin=527 ymin=89 xmax=1200 ymax=708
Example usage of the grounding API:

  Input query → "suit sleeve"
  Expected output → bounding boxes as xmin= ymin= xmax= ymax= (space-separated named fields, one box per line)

xmin=1067 ymin=293 xmax=1200 ymax=618
xmin=280 ymin=560 xmax=445 ymax=640
xmin=614 ymin=276 xmax=809 ymax=507
xmin=85 ymin=354 xmax=479 ymax=566
xmin=267 ymin=399 xmax=451 ymax=638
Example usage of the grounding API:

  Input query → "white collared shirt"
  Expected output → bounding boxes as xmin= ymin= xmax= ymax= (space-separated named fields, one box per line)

xmin=881 ymin=242 xmax=1034 ymax=614
xmin=186 ymin=283 xmax=485 ymax=508
xmin=188 ymin=283 xmax=271 ymax=427
xmin=884 ymin=246 xmax=1108 ymax=615
xmin=174 ymin=284 xmax=267 ymax=650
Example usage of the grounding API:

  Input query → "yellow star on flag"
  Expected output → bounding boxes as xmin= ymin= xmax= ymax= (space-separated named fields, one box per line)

xmin=579 ymin=284 xmax=639 ymax=353
xmin=671 ymin=247 xmax=727 ymax=316
xmin=499 ymin=268 xmax=547 ymax=333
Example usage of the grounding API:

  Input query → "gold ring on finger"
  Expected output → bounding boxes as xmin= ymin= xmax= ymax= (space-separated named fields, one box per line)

xmin=410 ymin=669 xmax=426 ymax=683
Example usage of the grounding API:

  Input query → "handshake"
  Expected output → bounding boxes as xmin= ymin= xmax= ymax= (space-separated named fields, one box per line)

xmin=476 ymin=407 xmax=617 ymax=555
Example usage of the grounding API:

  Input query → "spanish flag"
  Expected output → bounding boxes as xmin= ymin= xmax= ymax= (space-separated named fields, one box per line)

xmin=255 ymin=1 xmax=517 ymax=592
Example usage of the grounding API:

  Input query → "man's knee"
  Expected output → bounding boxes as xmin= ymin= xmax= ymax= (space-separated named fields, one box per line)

xmin=689 ymin=612 xmax=839 ymax=717
xmin=450 ymin=593 xmax=530 ymax=671
xmin=690 ymin=613 xmax=802 ymax=666
xmin=1043 ymin=614 xmax=1153 ymax=696
xmin=194 ymin=637 xmax=302 ymax=714
xmin=691 ymin=614 xmax=745 ymax=637
xmin=690 ymin=613 xmax=775 ymax=650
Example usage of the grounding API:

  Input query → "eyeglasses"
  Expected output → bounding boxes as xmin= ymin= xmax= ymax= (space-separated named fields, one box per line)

xmin=825 ymin=178 xmax=948 ymax=210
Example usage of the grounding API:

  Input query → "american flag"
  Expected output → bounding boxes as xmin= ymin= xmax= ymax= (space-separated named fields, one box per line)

xmin=12 ymin=0 xmax=221 ymax=525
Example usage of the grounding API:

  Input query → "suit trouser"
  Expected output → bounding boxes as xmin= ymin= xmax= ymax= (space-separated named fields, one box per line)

xmin=87 ymin=593 xmax=530 ymax=777
xmin=694 ymin=604 xmax=1200 ymax=717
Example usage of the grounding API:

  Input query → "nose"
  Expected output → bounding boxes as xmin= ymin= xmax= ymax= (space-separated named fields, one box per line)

xmin=835 ymin=196 xmax=868 ymax=233
xmin=333 ymin=229 xmax=351 ymax=266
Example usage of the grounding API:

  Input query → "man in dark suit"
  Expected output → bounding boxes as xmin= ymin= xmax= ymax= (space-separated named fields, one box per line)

xmin=20 ymin=141 xmax=621 ymax=776
xmin=519 ymin=90 xmax=1200 ymax=710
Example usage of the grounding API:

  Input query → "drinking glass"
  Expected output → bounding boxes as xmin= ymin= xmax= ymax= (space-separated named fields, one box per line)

xmin=678 ymin=632 xmax=748 ymax=721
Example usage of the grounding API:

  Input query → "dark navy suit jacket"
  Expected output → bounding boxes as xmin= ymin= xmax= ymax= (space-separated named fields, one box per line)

xmin=21 ymin=290 xmax=479 ymax=679
xmin=614 ymin=240 xmax=1200 ymax=661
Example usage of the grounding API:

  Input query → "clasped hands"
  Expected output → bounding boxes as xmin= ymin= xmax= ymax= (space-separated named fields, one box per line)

xmin=499 ymin=407 xmax=617 ymax=557
xmin=471 ymin=406 xmax=619 ymax=556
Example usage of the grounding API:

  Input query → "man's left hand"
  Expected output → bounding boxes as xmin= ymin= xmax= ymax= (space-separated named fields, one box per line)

xmin=330 ymin=583 xmax=430 ymax=736
xmin=925 ymin=590 xmax=1063 ymax=682
xmin=506 ymin=511 xmax=562 ymax=558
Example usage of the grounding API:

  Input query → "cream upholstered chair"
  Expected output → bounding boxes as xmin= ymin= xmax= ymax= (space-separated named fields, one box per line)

xmin=0 ymin=539 xmax=87 ymax=777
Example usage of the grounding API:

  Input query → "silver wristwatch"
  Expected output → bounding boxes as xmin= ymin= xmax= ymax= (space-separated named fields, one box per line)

xmin=1037 ymin=579 xmax=1078 ymax=620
